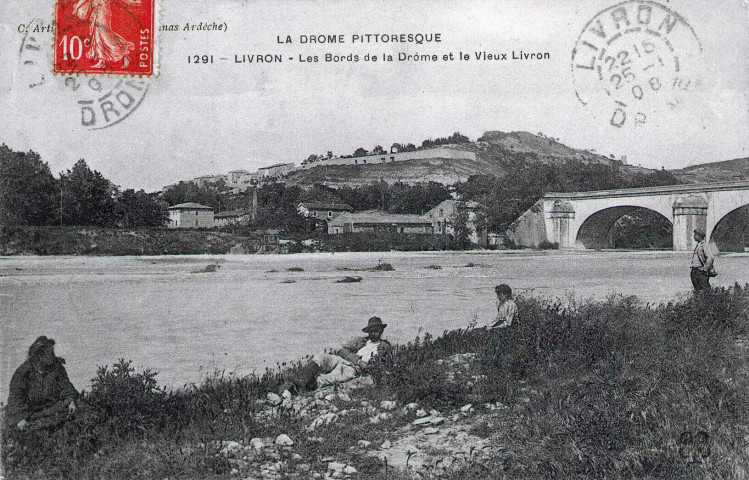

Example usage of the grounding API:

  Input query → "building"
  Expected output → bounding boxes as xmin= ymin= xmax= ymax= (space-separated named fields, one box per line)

xmin=191 ymin=175 xmax=227 ymax=187
xmin=299 ymin=146 xmax=476 ymax=169
xmin=425 ymin=199 xmax=488 ymax=246
xmin=168 ymin=203 xmax=215 ymax=228
xmin=297 ymin=202 xmax=354 ymax=221
xmin=328 ymin=211 xmax=433 ymax=234
xmin=257 ymin=163 xmax=296 ymax=178
xmin=249 ymin=229 xmax=281 ymax=253
xmin=227 ymin=170 xmax=250 ymax=184
xmin=214 ymin=209 xmax=252 ymax=228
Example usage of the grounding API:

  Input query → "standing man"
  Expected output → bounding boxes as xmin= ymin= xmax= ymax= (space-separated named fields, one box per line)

xmin=690 ymin=228 xmax=715 ymax=292
xmin=5 ymin=336 xmax=79 ymax=432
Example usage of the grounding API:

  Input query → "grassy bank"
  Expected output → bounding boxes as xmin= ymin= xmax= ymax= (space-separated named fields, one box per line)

xmin=0 ymin=226 xmax=249 ymax=255
xmin=3 ymin=287 xmax=749 ymax=479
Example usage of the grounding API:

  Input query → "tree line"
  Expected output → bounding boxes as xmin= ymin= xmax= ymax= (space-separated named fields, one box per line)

xmin=301 ymin=131 xmax=471 ymax=164
xmin=1 ymin=145 xmax=167 ymax=228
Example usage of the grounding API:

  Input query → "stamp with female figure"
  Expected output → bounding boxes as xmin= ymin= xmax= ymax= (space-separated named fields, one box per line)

xmin=54 ymin=0 xmax=156 ymax=75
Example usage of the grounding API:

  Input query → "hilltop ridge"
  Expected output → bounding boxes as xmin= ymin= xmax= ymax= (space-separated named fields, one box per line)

xmin=286 ymin=130 xmax=651 ymax=187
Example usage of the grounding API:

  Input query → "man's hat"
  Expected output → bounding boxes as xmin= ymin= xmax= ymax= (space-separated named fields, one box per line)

xmin=694 ymin=228 xmax=706 ymax=238
xmin=28 ymin=336 xmax=55 ymax=357
xmin=363 ymin=316 xmax=387 ymax=333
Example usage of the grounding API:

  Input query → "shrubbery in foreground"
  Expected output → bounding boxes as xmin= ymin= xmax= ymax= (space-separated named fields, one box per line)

xmin=3 ymin=285 xmax=749 ymax=479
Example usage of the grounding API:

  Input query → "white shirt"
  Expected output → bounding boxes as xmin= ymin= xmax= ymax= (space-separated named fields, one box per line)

xmin=490 ymin=300 xmax=518 ymax=329
xmin=356 ymin=340 xmax=380 ymax=363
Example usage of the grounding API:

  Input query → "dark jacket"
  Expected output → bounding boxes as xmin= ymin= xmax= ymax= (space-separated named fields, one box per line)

xmin=337 ymin=337 xmax=392 ymax=364
xmin=5 ymin=357 xmax=78 ymax=425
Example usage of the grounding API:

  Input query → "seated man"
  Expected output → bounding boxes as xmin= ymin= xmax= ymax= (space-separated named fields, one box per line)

xmin=5 ymin=336 xmax=79 ymax=433
xmin=275 ymin=317 xmax=392 ymax=398
xmin=487 ymin=284 xmax=518 ymax=330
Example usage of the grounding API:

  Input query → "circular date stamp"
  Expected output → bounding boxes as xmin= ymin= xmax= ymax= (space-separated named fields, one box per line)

xmin=17 ymin=19 xmax=151 ymax=130
xmin=571 ymin=1 xmax=703 ymax=129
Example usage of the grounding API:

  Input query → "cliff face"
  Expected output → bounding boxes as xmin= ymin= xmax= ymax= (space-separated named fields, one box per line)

xmin=286 ymin=131 xmax=653 ymax=187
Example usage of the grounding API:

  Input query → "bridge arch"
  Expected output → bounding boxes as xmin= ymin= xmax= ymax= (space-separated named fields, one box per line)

xmin=575 ymin=206 xmax=673 ymax=249
xmin=710 ymin=204 xmax=749 ymax=252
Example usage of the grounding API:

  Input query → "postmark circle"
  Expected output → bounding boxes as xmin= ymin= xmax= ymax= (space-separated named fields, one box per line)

xmin=17 ymin=18 xmax=150 ymax=131
xmin=571 ymin=0 xmax=703 ymax=129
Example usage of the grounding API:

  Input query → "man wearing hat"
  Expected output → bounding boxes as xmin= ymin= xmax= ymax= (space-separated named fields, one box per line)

xmin=273 ymin=317 xmax=391 ymax=399
xmin=336 ymin=316 xmax=392 ymax=368
xmin=690 ymin=228 xmax=715 ymax=292
xmin=5 ymin=336 xmax=79 ymax=432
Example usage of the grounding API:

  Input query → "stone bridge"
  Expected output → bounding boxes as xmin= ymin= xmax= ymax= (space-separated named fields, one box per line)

xmin=508 ymin=182 xmax=749 ymax=251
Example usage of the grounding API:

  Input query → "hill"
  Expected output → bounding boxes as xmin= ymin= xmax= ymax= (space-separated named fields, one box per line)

xmin=670 ymin=157 xmax=749 ymax=184
xmin=286 ymin=131 xmax=658 ymax=187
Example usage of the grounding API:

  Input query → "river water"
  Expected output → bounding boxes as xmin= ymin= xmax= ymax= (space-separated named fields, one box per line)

xmin=2 ymin=250 xmax=748 ymax=399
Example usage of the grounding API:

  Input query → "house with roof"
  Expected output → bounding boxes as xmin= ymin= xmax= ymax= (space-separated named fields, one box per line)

xmin=424 ymin=199 xmax=488 ymax=246
xmin=328 ymin=211 xmax=433 ymax=235
xmin=298 ymin=202 xmax=354 ymax=222
xmin=168 ymin=203 xmax=215 ymax=228
xmin=214 ymin=209 xmax=252 ymax=228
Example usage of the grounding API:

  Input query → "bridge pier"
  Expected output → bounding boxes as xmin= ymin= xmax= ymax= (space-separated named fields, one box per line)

xmin=672 ymin=195 xmax=708 ymax=251
xmin=549 ymin=201 xmax=575 ymax=248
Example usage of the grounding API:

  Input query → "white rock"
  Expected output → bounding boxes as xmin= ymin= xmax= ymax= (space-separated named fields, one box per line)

xmin=424 ymin=427 xmax=439 ymax=435
xmin=405 ymin=402 xmax=420 ymax=411
xmin=250 ymin=437 xmax=265 ymax=450
xmin=275 ymin=434 xmax=294 ymax=446
xmin=413 ymin=416 xmax=432 ymax=425
xmin=298 ymin=463 xmax=311 ymax=471
xmin=220 ymin=441 xmax=243 ymax=455
xmin=460 ymin=404 xmax=474 ymax=413
xmin=381 ymin=440 xmax=392 ymax=449
xmin=325 ymin=393 xmax=337 ymax=402
xmin=430 ymin=416 xmax=446 ymax=425
xmin=380 ymin=400 xmax=397 ymax=411
xmin=379 ymin=412 xmax=393 ymax=421
xmin=415 ymin=409 xmax=428 ymax=417
xmin=266 ymin=392 xmax=282 ymax=406
xmin=369 ymin=416 xmax=380 ymax=424
xmin=337 ymin=393 xmax=352 ymax=402
xmin=292 ymin=453 xmax=303 ymax=461
xmin=343 ymin=465 xmax=357 ymax=474
xmin=328 ymin=462 xmax=346 ymax=471
xmin=358 ymin=440 xmax=372 ymax=448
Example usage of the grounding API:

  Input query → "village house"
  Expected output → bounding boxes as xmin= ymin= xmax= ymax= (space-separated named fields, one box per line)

xmin=191 ymin=174 xmax=227 ymax=187
xmin=168 ymin=202 xmax=215 ymax=228
xmin=425 ymin=199 xmax=488 ymax=246
xmin=328 ymin=211 xmax=433 ymax=235
xmin=249 ymin=229 xmax=281 ymax=253
xmin=214 ymin=209 xmax=252 ymax=228
xmin=297 ymin=202 xmax=354 ymax=221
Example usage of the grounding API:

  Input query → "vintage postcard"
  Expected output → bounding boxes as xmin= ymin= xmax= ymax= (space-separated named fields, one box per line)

xmin=1 ymin=0 xmax=749 ymax=478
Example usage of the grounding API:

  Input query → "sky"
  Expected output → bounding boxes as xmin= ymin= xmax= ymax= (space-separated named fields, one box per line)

xmin=1 ymin=0 xmax=748 ymax=192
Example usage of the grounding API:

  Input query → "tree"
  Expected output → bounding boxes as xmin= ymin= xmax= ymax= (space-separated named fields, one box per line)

xmin=372 ymin=145 xmax=385 ymax=155
xmin=326 ymin=151 xmax=333 ymax=159
xmin=452 ymin=209 xmax=472 ymax=249
xmin=0 ymin=145 xmax=57 ymax=226
xmin=59 ymin=159 xmax=118 ymax=226
xmin=390 ymin=143 xmax=402 ymax=153
xmin=353 ymin=147 xmax=368 ymax=157
xmin=116 ymin=190 xmax=168 ymax=228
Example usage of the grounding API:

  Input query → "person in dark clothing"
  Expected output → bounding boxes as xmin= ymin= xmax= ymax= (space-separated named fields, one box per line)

xmin=5 ymin=336 xmax=78 ymax=432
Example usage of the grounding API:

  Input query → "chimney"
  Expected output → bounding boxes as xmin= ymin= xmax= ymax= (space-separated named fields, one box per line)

xmin=251 ymin=186 xmax=258 ymax=220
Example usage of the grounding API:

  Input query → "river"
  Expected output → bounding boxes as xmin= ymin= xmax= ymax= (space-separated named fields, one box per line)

xmin=2 ymin=250 xmax=748 ymax=399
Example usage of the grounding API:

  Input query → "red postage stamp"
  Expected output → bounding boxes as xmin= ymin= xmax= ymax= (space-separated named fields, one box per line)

xmin=54 ymin=0 xmax=156 ymax=76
